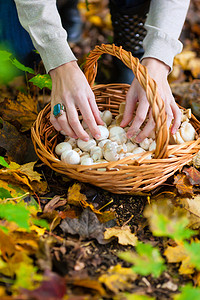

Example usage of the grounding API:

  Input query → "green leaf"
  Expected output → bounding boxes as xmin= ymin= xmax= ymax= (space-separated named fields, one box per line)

xmin=119 ymin=243 xmax=166 ymax=278
xmin=0 ymin=187 xmax=12 ymax=200
xmin=29 ymin=74 xmax=52 ymax=90
xmin=144 ymin=202 xmax=196 ymax=242
xmin=0 ymin=203 xmax=30 ymax=230
xmin=0 ymin=156 xmax=10 ymax=168
xmin=33 ymin=218 xmax=49 ymax=230
xmin=13 ymin=262 xmax=42 ymax=290
xmin=184 ymin=241 xmax=200 ymax=270
xmin=10 ymin=57 xmax=35 ymax=74
xmin=0 ymin=50 xmax=12 ymax=61
xmin=174 ymin=284 xmax=200 ymax=300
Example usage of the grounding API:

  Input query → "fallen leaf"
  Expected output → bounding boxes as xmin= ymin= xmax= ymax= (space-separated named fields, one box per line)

xmin=21 ymin=270 xmax=66 ymax=300
xmin=119 ymin=243 xmax=166 ymax=278
xmin=43 ymin=195 xmax=67 ymax=213
xmin=68 ymin=278 xmax=106 ymax=296
xmin=0 ymin=161 xmax=48 ymax=194
xmin=104 ymin=226 xmax=138 ymax=246
xmin=0 ymin=92 xmax=38 ymax=131
xmin=174 ymin=173 xmax=193 ymax=195
xmin=183 ymin=166 xmax=200 ymax=185
xmin=60 ymin=207 xmax=113 ymax=244
xmin=99 ymin=264 xmax=137 ymax=294
xmin=0 ymin=118 xmax=32 ymax=164
xmin=179 ymin=195 xmax=200 ymax=228
xmin=67 ymin=183 xmax=104 ymax=214
xmin=164 ymin=243 xmax=194 ymax=275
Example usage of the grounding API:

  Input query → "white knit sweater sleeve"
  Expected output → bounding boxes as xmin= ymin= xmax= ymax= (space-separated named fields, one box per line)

xmin=142 ymin=0 xmax=190 ymax=70
xmin=14 ymin=0 xmax=77 ymax=73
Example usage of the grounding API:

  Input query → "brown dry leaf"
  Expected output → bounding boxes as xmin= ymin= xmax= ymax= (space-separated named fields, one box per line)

xmin=43 ymin=195 xmax=67 ymax=213
xmin=104 ymin=225 xmax=138 ymax=246
xmin=0 ymin=92 xmax=38 ymax=132
xmin=174 ymin=173 xmax=193 ymax=195
xmin=164 ymin=243 xmax=194 ymax=275
xmin=183 ymin=166 xmax=200 ymax=185
xmin=68 ymin=278 xmax=106 ymax=296
xmin=178 ymin=195 xmax=200 ymax=229
xmin=0 ymin=229 xmax=16 ymax=257
xmin=0 ymin=161 xmax=48 ymax=194
xmin=0 ymin=118 xmax=32 ymax=164
xmin=99 ymin=264 xmax=137 ymax=294
xmin=67 ymin=183 xmax=102 ymax=214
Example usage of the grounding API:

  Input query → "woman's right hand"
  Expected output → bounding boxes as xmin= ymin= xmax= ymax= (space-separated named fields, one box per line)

xmin=49 ymin=61 xmax=104 ymax=141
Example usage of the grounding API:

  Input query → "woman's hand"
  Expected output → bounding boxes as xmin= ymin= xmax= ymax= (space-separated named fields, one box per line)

xmin=49 ymin=61 xmax=104 ymax=141
xmin=120 ymin=58 xmax=182 ymax=143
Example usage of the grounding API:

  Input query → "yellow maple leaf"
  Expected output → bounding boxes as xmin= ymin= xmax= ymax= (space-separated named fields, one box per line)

xmin=99 ymin=264 xmax=137 ymax=294
xmin=67 ymin=183 xmax=101 ymax=214
xmin=104 ymin=225 xmax=138 ymax=246
xmin=164 ymin=243 xmax=194 ymax=275
xmin=0 ymin=161 xmax=48 ymax=194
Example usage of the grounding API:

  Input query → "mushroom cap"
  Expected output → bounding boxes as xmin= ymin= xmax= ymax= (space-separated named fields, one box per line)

xmin=81 ymin=157 xmax=94 ymax=165
xmin=77 ymin=138 xmax=96 ymax=152
xmin=101 ymin=110 xmax=113 ymax=126
xmin=96 ymin=125 xmax=109 ymax=141
xmin=180 ymin=121 xmax=196 ymax=142
xmin=61 ymin=150 xmax=80 ymax=164
xmin=109 ymin=126 xmax=127 ymax=144
xmin=55 ymin=142 xmax=72 ymax=156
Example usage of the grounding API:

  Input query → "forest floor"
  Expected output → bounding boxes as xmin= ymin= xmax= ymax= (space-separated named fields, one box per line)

xmin=0 ymin=0 xmax=200 ymax=299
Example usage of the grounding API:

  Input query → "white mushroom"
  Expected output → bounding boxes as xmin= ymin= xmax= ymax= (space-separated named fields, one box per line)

xmin=81 ymin=157 xmax=94 ymax=165
xmin=73 ymin=148 xmax=83 ymax=156
xmin=55 ymin=142 xmax=72 ymax=156
xmin=131 ymin=147 xmax=146 ymax=159
xmin=96 ymin=125 xmax=109 ymax=141
xmin=103 ymin=141 xmax=119 ymax=161
xmin=180 ymin=121 xmax=196 ymax=142
xmin=61 ymin=150 xmax=80 ymax=164
xmin=64 ymin=137 xmax=77 ymax=148
xmin=139 ymin=138 xmax=153 ymax=151
xmin=101 ymin=110 xmax=112 ymax=126
xmin=80 ymin=153 xmax=90 ymax=163
xmin=149 ymin=140 xmax=156 ymax=151
xmin=125 ymin=141 xmax=137 ymax=152
xmin=98 ymin=139 xmax=111 ymax=148
xmin=171 ymin=131 xmax=185 ymax=144
xmin=109 ymin=126 xmax=127 ymax=144
xmin=90 ymin=146 xmax=103 ymax=161
xmin=77 ymin=138 xmax=96 ymax=152
xmin=117 ymin=143 xmax=127 ymax=154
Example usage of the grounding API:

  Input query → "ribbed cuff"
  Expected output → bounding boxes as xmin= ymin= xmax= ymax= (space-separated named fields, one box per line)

xmin=37 ymin=38 xmax=77 ymax=73
xmin=141 ymin=25 xmax=183 ymax=71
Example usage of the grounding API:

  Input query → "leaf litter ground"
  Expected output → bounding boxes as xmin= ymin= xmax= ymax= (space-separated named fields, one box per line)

xmin=0 ymin=0 xmax=200 ymax=299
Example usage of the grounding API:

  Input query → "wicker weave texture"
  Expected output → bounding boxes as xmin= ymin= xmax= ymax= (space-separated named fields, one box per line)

xmin=31 ymin=44 xmax=200 ymax=194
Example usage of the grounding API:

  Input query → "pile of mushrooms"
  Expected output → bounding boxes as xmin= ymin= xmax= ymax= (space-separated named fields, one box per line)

xmin=55 ymin=103 xmax=197 ymax=165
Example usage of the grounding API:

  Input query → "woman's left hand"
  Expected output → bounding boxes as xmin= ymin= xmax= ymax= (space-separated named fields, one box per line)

xmin=120 ymin=58 xmax=182 ymax=142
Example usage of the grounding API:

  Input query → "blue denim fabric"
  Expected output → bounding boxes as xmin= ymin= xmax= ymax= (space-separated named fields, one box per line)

xmin=0 ymin=0 xmax=36 ymax=66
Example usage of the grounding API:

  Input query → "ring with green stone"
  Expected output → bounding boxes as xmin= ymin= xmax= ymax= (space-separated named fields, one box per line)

xmin=53 ymin=103 xmax=66 ymax=118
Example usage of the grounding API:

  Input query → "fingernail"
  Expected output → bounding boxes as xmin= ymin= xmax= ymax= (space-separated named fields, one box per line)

xmin=95 ymin=134 xmax=101 ymax=139
xmin=83 ymin=137 xmax=89 ymax=142
xmin=135 ymin=137 xmax=141 ymax=143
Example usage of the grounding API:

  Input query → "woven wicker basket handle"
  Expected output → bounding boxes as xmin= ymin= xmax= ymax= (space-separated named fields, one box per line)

xmin=84 ymin=44 xmax=169 ymax=159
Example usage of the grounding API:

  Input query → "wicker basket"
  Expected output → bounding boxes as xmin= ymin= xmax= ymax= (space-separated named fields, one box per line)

xmin=31 ymin=44 xmax=200 ymax=194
